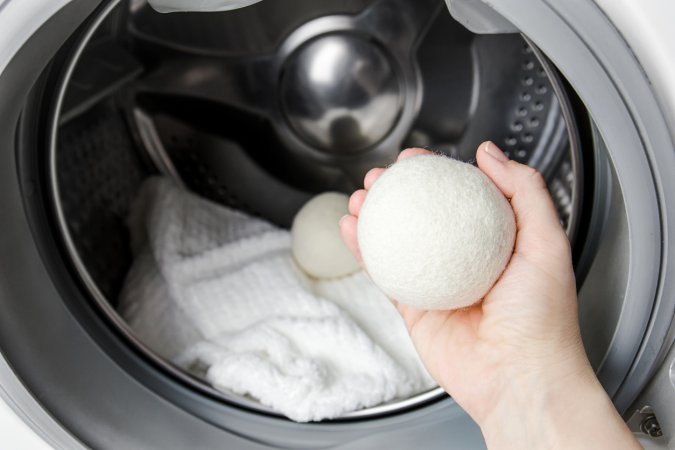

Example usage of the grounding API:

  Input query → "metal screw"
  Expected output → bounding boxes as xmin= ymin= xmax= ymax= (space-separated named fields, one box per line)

xmin=640 ymin=414 xmax=663 ymax=437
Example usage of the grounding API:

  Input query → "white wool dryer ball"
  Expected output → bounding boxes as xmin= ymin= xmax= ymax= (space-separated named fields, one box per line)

xmin=292 ymin=192 xmax=361 ymax=279
xmin=358 ymin=154 xmax=516 ymax=310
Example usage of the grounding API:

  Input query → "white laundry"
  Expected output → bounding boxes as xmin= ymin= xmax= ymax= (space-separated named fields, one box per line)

xmin=118 ymin=177 xmax=435 ymax=422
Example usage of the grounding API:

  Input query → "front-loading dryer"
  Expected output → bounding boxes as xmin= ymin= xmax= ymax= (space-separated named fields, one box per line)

xmin=0 ymin=0 xmax=673 ymax=448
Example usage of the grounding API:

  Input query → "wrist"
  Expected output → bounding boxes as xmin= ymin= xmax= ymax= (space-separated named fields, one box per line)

xmin=479 ymin=360 xmax=639 ymax=449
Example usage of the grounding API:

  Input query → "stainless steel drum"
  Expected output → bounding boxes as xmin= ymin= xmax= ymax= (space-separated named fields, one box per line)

xmin=50 ymin=0 xmax=583 ymax=420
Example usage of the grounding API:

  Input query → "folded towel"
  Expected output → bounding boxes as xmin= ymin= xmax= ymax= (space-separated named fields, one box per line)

xmin=118 ymin=177 xmax=435 ymax=422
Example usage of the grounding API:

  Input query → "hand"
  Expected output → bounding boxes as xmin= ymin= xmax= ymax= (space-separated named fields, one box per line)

xmin=340 ymin=142 xmax=640 ymax=449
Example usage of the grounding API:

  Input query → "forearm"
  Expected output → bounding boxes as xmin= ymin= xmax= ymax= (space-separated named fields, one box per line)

xmin=479 ymin=363 xmax=640 ymax=450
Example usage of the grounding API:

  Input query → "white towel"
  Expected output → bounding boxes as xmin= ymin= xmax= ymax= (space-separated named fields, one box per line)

xmin=118 ymin=177 xmax=435 ymax=422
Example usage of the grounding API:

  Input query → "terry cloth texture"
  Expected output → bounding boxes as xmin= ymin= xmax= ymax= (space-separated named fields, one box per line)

xmin=118 ymin=177 xmax=434 ymax=422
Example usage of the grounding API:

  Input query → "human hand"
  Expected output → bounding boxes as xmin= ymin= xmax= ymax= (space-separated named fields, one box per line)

xmin=340 ymin=142 xmax=640 ymax=449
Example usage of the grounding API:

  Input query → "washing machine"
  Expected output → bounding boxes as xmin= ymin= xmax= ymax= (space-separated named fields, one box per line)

xmin=0 ymin=0 xmax=673 ymax=448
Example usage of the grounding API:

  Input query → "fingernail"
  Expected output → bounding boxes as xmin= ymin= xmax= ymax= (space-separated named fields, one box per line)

xmin=483 ymin=141 xmax=509 ymax=163
xmin=339 ymin=215 xmax=350 ymax=226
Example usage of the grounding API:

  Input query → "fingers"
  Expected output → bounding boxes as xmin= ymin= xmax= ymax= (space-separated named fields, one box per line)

xmin=348 ymin=189 xmax=367 ymax=216
xmin=398 ymin=147 xmax=434 ymax=161
xmin=339 ymin=214 xmax=363 ymax=266
xmin=476 ymin=141 xmax=570 ymax=261
xmin=364 ymin=168 xmax=385 ymax=190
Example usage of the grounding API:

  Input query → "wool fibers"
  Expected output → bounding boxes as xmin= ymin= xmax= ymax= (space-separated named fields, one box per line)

xmin=358 ymin=154 xmax=516 ymax=310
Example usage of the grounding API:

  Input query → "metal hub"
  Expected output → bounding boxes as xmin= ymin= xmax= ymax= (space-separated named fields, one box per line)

xmin=280 ymin=33 xmax=402 ymax=154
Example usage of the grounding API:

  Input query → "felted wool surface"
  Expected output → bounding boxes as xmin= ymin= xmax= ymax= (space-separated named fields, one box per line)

xmin=357 ymin=154 xmax=516 ymax=310
xmin=118 ymin=177 xmax=435 ymax=422
xmin=291 ymin=192 xmax=360 ymax=279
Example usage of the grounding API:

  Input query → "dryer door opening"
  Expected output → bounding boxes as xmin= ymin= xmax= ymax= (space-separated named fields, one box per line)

xmin=47 ymin=0 xmax=585 ymax=421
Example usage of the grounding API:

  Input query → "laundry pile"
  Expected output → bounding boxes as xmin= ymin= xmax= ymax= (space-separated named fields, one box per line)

xmin=118 ymin=177 xmax=435 ymax=422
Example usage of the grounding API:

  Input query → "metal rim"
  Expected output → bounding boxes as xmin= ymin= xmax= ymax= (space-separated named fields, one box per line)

xmin=524 ymin=35 xmax=583 ymax=243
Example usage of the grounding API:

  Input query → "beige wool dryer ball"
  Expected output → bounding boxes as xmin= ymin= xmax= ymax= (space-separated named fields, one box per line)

xmin=357 ymin=154 xmax=516 ymax=310
xmin=292 ymin=192 xmax=361 ymax=279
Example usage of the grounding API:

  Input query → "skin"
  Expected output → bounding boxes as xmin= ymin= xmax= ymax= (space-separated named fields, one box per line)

xmin=339 ymin=142 xmax=641 ymax=449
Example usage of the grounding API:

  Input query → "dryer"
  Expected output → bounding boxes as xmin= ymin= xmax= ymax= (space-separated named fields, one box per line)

xmin=0 ymin=0 xmax=673 ymax=448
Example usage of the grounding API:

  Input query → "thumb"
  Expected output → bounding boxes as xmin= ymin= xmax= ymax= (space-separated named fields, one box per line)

xmin=475 ymin=141 xmax=571 ymax=267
